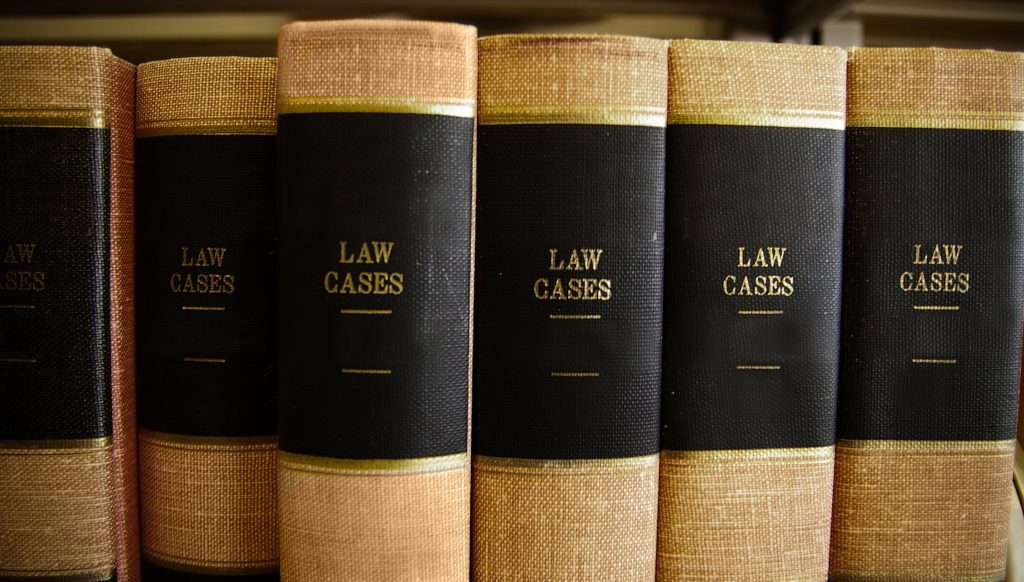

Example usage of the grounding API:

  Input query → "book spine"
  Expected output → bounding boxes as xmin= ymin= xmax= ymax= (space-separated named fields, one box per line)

xmin=472 ymin=35 xmax=666 ymax=580
xmin=135 ymin=57 xmax=279 ymax=580
xmin=832 ymin=48 xmax=1024 ymax=582
xmin=658 ymin=40 xmax=846 ymax=581
xmin=0 ymin=46 xmax=138 ymax=582
xmin=275 ymin=20 xmax=476 ymax=581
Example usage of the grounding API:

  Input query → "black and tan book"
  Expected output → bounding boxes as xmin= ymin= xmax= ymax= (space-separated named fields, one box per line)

xmin=657 ymin=40 xmax=846 ymax=581
xmin=473 ymin=35 xmax=666 ymax=580
xmin=135 ymin=57 xmax=278 ymax=580
xmin=275 ymin=20 xmax=475 ymax=581
xmin=832 ymin=48 xmax=1024 ymax=582
xmin=0 ymin=46 xmax=138 ymax=581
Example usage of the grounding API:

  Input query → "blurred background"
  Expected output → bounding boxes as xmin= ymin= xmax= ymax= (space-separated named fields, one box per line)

xmin=0 ymin=0 xmax=1021 ymax=64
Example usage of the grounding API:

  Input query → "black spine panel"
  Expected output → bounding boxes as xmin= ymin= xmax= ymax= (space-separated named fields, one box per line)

xmin=661 ymin=125 xmax=845 ymax=451
xmin=839 ymin=127 xmax=1024 ymax=441
xmin=0 ymin=126 xmax=111 ymax=440
xmin=473 ymin=124 xmax=665 ymax=460
xmin=136 ymin=135 xmax=277 ymax=437
xmin=276 ymin=113 xmax=473 ymax=460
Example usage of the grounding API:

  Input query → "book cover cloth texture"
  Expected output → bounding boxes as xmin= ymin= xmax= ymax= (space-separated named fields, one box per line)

xmin=473 ymin=34 xmax=666 ymax=581
xmin=832 ymin=47 xmax=1024 ymax=582
xmin=658 ymin=39 xmax=847 ymax=582
xmin=275 ymin=20 xmax=475 ymax=582
xmin=135 ymin=56 xmax=279 ymax=580
xmin=0 ymin=45 xmax=138 ymax=582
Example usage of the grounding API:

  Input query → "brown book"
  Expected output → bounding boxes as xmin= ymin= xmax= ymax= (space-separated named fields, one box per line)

xmin=832 ymin=47 xmax=1024 ymax=582
xmin=472 ymin=34 xmax=667 ymax=580
xmin=275 ymin=20 xmax=476 ymax=580
xmin=0 ymin=46 xmax=138 ymax=581
xmin=135 ymin=57 xmax=279 ymax=580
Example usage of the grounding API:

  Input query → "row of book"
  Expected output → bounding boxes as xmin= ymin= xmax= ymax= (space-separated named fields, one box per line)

xmin=1 ymin=18 xmax=1022 ymax=582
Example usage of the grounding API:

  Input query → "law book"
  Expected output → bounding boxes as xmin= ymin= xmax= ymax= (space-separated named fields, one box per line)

xmin=135 ymin=57 xmax=278 ymax=580
xmin=473 ymin=35 xmax=666 ymax=580
xmin=831 ymin=48 xmax=1024 ymax=582
xmin=275 ymin=20 xmax=475 ymax=581
xmin=0 ymin=46 xmax=138 ymax=581
xmin=657 ymin=41 xmax=846 ymax=581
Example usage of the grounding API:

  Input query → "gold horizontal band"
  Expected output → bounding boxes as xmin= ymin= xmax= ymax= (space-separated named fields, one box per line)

xmin=136 ymin=120 xmax=276 ymax=138
xmin=279 ymin=451 xmax=468 ymax=475
xmin=849 ymin=115 xmax=1024 ymax=131
xmin=0 ymin=569 xmax=117 ymax=581
xmin=480 ymin=104 xmax=665 ymax=127
xmin=144 ymin=553 xmax=278 ymax=577
xmin=0 ymin=437 xmax=111 ymax=451
xmin=837 ymin=438 xmax=1016 ymax=455
xmin=661 ymin=445 xmax=834 ymax=462
xmin=473 ymin=453 xmax=658 ymax=475
xmin=279 ymin=96 xmax=475 ymax=118
xmin=830 ymin=576 xmax=1002 ymax=582
xmin=669 ymin=111 xmax=844 ymax=130
xmin=0 ymin=108 xmax=106 ymax=129
xmin=139 ymin=429 xmax=277 ymax=448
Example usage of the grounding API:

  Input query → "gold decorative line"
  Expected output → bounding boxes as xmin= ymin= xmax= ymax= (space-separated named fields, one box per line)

xmin=473 ymin=453 xmax=658 ymax=473
xmin=480 ymin=104 xmax=665 ymax=127
xmin=837 ymin=439 xmax=1016 ymax=456
xmin=849 ymin=109 xmax=1024 ymax=132
xmin=830 ymin=575 xmax=1002 ymax=582
xmin=550 ymin=372 xmax=599 ymax=378
xmin=549 ymin=314 xmax=601 ymax=320
xmin=142 ymin=551 xmax=278 ymax=577
xmin=0 ymin=437 xmax=111 ymax=451
xmin=183 ymin=357 xmax=227 ymax=364
xmin=669 ymin=111 xmax=844 ymax=130
xmin=139 ymin=428 xmax=277 ymax=448
xmin=0 ymin=304 xmax=35 ymax=309
xmin=0 ymin=357 xmax=37 ymax=364
xmin=661 ymin=445 xmax=834 ymax=462
xmin=279 ymin=96 xmax=475 ymax=118
xmin=342 ymin=368 xmax=391 ymax=375
xmin=182 ymin=305 xmax=225 ymax=312
xmin=738 ymin=310 xmax=783 ymax=315
xmin=136 ymin=120 xmax=276 ymax=138
xmin=0 ymin=108 xmax=107 ymax=129
xmin=340 ymin=309 xmax=393 ymax=315
xmin=279 ymin=450 xmax=468 ymax=475
xmin=0 ymin=569 xmax=117 ymax=582
xmin=736 ymin=364 xmax=780 ymax=370
xmin=913 ymin=305 xmax=959 ymax=311
xmin=911 ymin=358 xmax=957 ymax=365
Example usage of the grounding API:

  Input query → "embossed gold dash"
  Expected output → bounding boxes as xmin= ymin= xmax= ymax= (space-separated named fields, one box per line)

xmin=0 ymin=357 xmax=37 ymax=364
xmin=182 ymin=305 xmax=225 ymax=312
xmin=0 ymin=304 xmax=35 ymax=309
xmin=183 ymin=357 xmax=227 ymax=364
xmin=0 ymin=107 xmax=107 ymax=129
xmin=549 ymin=314 xmax=601 ymax=320
xmin=738 ymin=310 xmax=783 ymax=315
xmin=550 ymin=372 xmax=600 ymax=378
xmin=911 ymin=358 xmax=958 ymax=365
xmin=736 ymin=364 xmax=781 ymax=370
xmin=342 ymin=368 xmax=392 ymax=375
xmin=913 ymin=305 xmax=959 ymax=311
xmin=340 ymin=309 xmax=393 ymax=315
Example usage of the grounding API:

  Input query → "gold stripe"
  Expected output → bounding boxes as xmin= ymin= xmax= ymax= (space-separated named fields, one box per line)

xmin=738 ymin=310 xmax=783 ymax=315
xmin=340 ymin=309 xmax=392 ymax=315
xmin=661 ymin=445 xmax=834 ymax=462
xmin=849 ymin=109 xmax=1024 ymax=131
xmin=342 ymin=368 xmax=391 ymax=375
xmin=830 ymin=575 xmax=1002 ymax=582
xmin=0 ymin=569 xmax=117 ymax=581
xmin=137 ymin=121 xmax=276 ymax=138
xmin=181 ymin=305 xmax=225 ymax=312
xmin=183 ymin=357 xmax=226 ymax=364
xmin=0 ymin=304 xmax=35 ymax=309
xmin=549 ymin=314 xmax=600 ymax=320
xmin=913 ymin=305 xmax=959 ymax=311
xmin=143 ymin=553 xmax=278 ymax=577
xmin=0 ymin=437 xmax=111 ymax=451
xmin=669 ymin=111 xmax=844 ymax=130
xmin=279 ymin=451 xmax=468 ymax=475
xmin=0 ymin=108 xmax=106 ymax=129
xmin=480 ymin=104 xmax=665 ymax=127
xmin=911 ymin=358 xmax=957 ymax=365
xmin=279 ymin=96 xmax=475 ymax=118
xmin=837 ymin=439 xmax=1016 ymax=455
xmin=474 ymin=454 xmax=658 ymax=473
xmin=139 ymin=429 xmax=277 ymax=448
xmin=736 ymin=364 xmax=781 ymax=370
xmin=550 ymin=371 xmax=599 ymax=378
